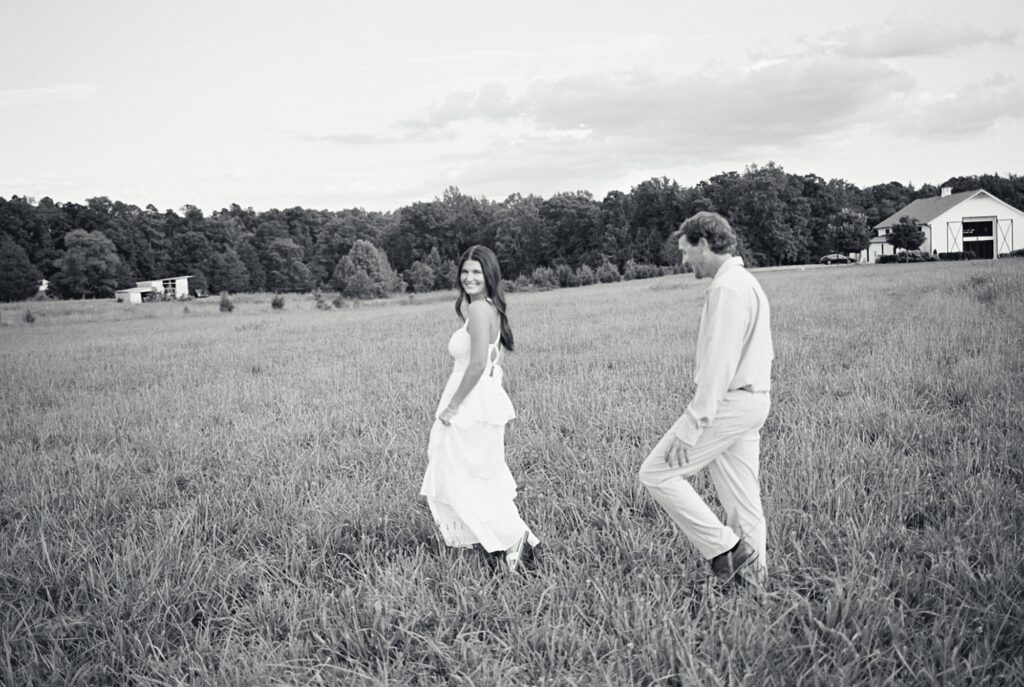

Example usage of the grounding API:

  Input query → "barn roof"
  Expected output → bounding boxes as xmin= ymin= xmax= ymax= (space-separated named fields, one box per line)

xmin=874 ymin=190 xmax=982 ymax=230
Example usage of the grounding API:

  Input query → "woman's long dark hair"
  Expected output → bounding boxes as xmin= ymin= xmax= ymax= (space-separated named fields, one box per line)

xmin=454 ymin=245 xmax=514 ymax=352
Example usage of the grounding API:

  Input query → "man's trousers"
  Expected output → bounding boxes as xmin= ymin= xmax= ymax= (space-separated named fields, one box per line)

xmin=639 ymin=390 xmax=770 ymax=579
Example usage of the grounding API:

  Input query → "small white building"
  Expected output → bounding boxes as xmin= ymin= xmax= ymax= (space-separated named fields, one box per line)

xmin=862 ymin=188 xmax=1024 ymax=262
xmin=115 ymin=275 xmax=192 ymax=304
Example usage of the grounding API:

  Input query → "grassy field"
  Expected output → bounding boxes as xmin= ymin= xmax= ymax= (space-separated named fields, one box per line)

xmin=2 ymin=260 xmax=1023 ymax=685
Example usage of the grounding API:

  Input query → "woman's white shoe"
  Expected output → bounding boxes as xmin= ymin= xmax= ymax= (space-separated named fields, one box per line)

xmin=505 ymin=531 xmax=530 ymax=574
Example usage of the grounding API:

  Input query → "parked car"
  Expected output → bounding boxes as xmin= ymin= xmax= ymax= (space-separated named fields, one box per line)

xmin=819 ymin=253 xmax=855 ymax=265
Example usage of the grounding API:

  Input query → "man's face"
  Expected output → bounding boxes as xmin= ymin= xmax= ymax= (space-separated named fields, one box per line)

xmin=679 ymin=236 xmax=709 ymax=278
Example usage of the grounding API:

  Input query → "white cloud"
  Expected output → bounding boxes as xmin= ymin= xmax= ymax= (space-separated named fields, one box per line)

xmin=0 ymin=84 xmax=96 ymax=109
xmin=897 ymin=74 xmax=1024 ymax=137
xmin=827 ymin=17 xmax=1016 ymax=59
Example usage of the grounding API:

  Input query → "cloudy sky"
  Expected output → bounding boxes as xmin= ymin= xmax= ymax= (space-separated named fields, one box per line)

xmin=1 ymin=0 xmax=1021 ymax=213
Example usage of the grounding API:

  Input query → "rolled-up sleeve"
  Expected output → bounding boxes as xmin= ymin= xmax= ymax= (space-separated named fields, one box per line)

xmin=669 ymin=287 xmax=747 ymax=446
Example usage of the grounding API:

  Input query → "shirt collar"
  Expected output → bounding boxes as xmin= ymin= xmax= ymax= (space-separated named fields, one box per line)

xmin=709 ymin=256 xmax=744 ymax=286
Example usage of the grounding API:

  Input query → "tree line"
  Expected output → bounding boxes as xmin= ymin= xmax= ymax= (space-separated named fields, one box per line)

xmin=2 ymin=163 xmax=1022 ymax=301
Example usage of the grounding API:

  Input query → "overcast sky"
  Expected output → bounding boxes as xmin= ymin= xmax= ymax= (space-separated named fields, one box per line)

xmin=2 ymin=0 xmax=1021 ymax=214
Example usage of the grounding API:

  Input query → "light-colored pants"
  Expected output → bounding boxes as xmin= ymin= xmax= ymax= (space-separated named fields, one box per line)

xmin=639 ymin=391 xmax=771 ymax=579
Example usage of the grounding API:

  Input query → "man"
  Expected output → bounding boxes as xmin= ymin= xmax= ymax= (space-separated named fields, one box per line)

xmin=639 ymin=211 xmax=773 ymax=584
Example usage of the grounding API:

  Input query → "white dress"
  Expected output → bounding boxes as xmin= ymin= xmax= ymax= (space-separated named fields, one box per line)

xmin=420 ymin=319 xmax=539 ymax=553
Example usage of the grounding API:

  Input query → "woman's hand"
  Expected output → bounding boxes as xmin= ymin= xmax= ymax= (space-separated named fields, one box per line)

xmin=439 ymin=405 xmax=458 ymax=426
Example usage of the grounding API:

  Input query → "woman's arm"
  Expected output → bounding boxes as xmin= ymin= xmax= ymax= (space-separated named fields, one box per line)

xmin=438 ymin=300 xmax=495 ymax=424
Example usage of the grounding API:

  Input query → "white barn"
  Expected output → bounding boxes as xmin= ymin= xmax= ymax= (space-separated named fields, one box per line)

xmin=862 ymin=188 xmax=1024 ymax=262
xmin=115 ymin=275 xmax=192 ymax=304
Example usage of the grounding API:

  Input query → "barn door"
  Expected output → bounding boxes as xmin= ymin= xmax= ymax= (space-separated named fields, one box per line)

xmin=997 ymin=219 xmax=1013 ymax=255
xmin=947 ymin=221 xmax=961 ymax=252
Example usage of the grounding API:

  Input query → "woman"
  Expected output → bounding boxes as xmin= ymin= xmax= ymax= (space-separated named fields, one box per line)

xmin=420 ymin=245 xmax=539 ymax=572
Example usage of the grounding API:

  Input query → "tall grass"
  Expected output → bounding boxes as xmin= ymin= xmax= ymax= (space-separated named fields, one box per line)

xmin=2 ymin=261 xmax=1022 ymax=684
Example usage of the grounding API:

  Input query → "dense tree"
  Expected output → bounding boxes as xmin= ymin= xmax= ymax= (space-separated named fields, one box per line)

xmin=887 ymin=216 xmax=926 ymax=253
xmin=332 ymin=239 xmax=403 ymax=298
xmin=384 ymin=201 xmax=448 ymax=273
xmin=264 ymin=238 xmax=314 ymax=292
xmin=236 ymin=239 xmax=266 ymax=291
xmin=311 ymin=209 xmax=384 ymax=284
xmin=423 ymin=247 xmax=455 ymax=290
xmin=938 ymin=173 xmax=1024 ymax=211
xmin=862 ymin=182 xmax=914 ymax=228
xmin=599 ymin=190 xmax=633 ymax=268
xmin=493 ymin=193 xmax=547 ymax=278
xmin=0 ymin=234 xmax=42 ymax=301
xmin=824 ymin=209 xmax=872 ymax=256
xmin=628 ymin=178 xmax=690 ymax=265
xmin=51 ymin=230 xmax=126 ymax=298
xmin=3 ymin=165 xmax=1023 ymax=301
xmin=207 ymin=248 xmax=251 ymax=294
xmin=404 ymin=261 xmax=435 ymax=293
xmin=540 ymin=192 xmax=602 ymax=268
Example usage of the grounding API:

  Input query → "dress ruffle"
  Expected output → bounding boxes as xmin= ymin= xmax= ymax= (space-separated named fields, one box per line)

xmin=435 ymin=363 xmax=515 ymax=429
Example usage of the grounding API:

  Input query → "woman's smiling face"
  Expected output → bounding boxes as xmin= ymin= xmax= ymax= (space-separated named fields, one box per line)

xmin=461 ymin=259 xmax=486 ymax=299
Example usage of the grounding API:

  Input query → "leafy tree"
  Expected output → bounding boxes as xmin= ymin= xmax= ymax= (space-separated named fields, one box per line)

xmin=383 ymin=202 xmax=447 ymax=273
xmin=862 ymin=181 xmax=914 ymax=228
xmin=264 ymin=238 xmax=314 ymax=292
xmin=341 ymin=267 xmax=377 ymax=299
xmin=600 ymin=190 xmax=633 ymax=268
xmin=596 ymin=260 xmax=621 ymax=283
xmin=405 ymin=261 xmax=435 ymax=293
xmin=628 ymin=178 xmax=689 ymax=265
xmin=0 ymin=234 xmax=42 ymax=301
xmin=493 ymin=193 xmax=547 ymax=278
xmin=236 ymin=240 xmax=266 ymax=291
xmin=540 ymin=192 xmax=602 ymax=268
xmin=423 ymin=247 xmax=455 ymax=290
xmin=332 ymin=239 xmax=402 ymax=298
xmin=555 ymin=263 xmax=576 ymax=287
xmin=51 ymin=229 xmax=125 ymax=298
xmin=312 ymin=210 xmax=383 ymax=284
xmin=575 ymin=264 xmax=596 ymax=286
xmin=824 ymin=208 xmax=872 ymax=256
xmin=529 ymin=266 xmax=558 ymax=290
xmin=887 ymin=216 xmax=926 ymax=254
xmin=207 ymin=248 xmax=251 ymax=294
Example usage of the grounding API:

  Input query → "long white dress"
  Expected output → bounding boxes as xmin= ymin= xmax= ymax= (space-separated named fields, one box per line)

xmin=420 ymin=319 xmax=539 ymax=553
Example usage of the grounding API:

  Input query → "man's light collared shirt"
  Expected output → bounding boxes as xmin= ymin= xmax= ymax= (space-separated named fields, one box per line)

xmin=670 ymin=256 xmax=773 ymax=446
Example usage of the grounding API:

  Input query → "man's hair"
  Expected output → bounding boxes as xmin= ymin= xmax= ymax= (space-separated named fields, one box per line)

xmin=679 ymin=211 xmax=738 ymax=255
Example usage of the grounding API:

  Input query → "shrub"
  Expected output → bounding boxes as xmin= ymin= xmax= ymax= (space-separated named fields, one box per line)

xmin=271 ymin=293 xmax=285 ymax=310
xmin=575 ymin=264 xmax=596 ymax=286
xmin=623 ymin=260 xmax=662 ymax=280
xmin=219 ymin=293 xmax=234 ymax=312
xmin=876 ymin=255 xmax=899 ymax=264
xmin=530 ymin=266 xmax=559 ymax=290
xmin=1009 ymin=248 xmax=1024 ymax=258
xmin=312 ymin=289 xmax=333 ymax=310
xmin=939 ymin=251 xmax=977 ymax=261
xmin=405 ymin=261 xmax=435 ymax=293
xmin=23 ymin=309 xmax=35 ymax=324
xmin=555 ymin=264 xmax=576 ymax=287
xmin=596 ymin=260 xmax=621 ymax=283
xmin=501 ymin=278 xmax=516 ymax=293
xmin=513 ymin=275 xmax=534 ymax=292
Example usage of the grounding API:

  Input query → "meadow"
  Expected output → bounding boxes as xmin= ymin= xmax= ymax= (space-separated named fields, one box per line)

xmin=1 ymin=260 xmax=1022 ymax=685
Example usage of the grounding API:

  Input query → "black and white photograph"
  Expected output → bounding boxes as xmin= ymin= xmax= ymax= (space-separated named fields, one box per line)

xmin=2 ymin=0 xmax=1022 ymax=683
